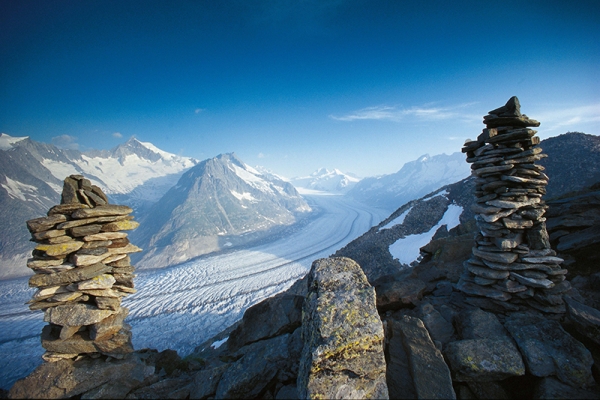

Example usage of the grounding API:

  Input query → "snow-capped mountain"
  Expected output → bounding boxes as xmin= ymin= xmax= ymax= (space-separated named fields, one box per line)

xmin=290 ymin=168 xmax=360 ymax=194
xmin=133 ymin=153 xmax=312 ymax=269
xmin=0 ymin=134 xmax=197 ymax=278
xmin=41 ymin=137 xmax=198 ymax=209
xmin=346 ymin=152 xmax=471 ymax=212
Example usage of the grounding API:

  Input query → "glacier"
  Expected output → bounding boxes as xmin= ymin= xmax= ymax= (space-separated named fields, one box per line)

xmin=0 ymin=194 xmax=388 ymax=390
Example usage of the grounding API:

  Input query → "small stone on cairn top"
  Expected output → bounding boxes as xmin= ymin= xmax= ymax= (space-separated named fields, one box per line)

xmin=25 ymin=175 xmax=141 ymax=362
xmin=458 ymin=97 xmax=569 ymax=314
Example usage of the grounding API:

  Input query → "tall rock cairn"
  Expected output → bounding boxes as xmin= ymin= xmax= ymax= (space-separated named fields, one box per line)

xmin=26 ymin=175 xmax=142 ymax=362
xmin=458 ymin=97 xmax=568 ymax=314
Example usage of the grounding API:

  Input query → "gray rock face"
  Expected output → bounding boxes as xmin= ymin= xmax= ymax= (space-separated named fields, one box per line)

xmin=215 ymin=333 xmax=291 ymax=399
xmin=227 ymin=292 xmax=303 ymax=351
xmin=375 ymin=278 xmax=427 ymax=310
xmin=394 ymin=316 xmax=456 ymax=399
xmin=189 ymin=365 xmax=229 ymax=400
xmin=505 ymin=313 xmax=595 ymax=387
xmin=297 ymin=257 xmax=389 ymax=399
xmin=565 ymin=296 xmax=600 ymax=346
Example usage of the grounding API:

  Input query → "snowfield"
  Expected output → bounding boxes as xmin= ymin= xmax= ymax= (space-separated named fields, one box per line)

xmin=0 ymin=194 xmax=388 ymax=390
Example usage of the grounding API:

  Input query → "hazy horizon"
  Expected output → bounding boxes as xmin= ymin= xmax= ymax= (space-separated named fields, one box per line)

xmin=1 ymin=0 xmax=599 ymax=178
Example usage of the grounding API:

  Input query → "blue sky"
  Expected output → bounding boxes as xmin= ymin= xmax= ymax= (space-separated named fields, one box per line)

xmin=1 ymin=0 xmax=599 ymax=178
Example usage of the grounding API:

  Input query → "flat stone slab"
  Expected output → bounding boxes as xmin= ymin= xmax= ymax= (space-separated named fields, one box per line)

xmin=445 ymin=337 xmax=525 ymax=382
xmin=35 ymin=241 xmax=84 ymax=257
xmin=8 ymin=351 xmax=153 ymax=399
xmin=29 ymin=262 xmax=112 ymax=288
xmin=511 ymin=272 xmax=555 ymax=289
xmin=26 ymin=214 xmax=67 ymax=233
xmin=457 ymin=279 xmax=512 ymax=301
xmin=472 ymin=247 xmax=518 ymax=264
xmin=44 ymin=303 xmax=117 ymax=326
xmin=71 ymin=205 xmax=133 ymax=219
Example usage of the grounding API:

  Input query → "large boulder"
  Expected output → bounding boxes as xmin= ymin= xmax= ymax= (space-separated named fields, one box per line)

xmin=227 ymin=292 xmax=303 ymax=351
xmin=504 ymin=312 xmax=595 ymax=388
xmin=297 ymin=257 xmax=389 ymax=399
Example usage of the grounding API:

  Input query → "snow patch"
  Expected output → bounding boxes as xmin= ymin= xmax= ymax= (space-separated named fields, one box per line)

xmin=211 ymin=336 xmax=228 ymax=349
xmin=380 ymin=206 xmax=412 ymax=230
xmin=230 ymin=190 xmax=256 ymax=202
xmin=41 ymin=159 xmax=81 ymax=184
xmin=389 ymin=204 xmax=463 ymax=265
xmin=1 ymin=178 xmax=38 ymax=201
xmin=422 ymin=189 xmax=449 ymax=202
xmin=137 ymin=140 xmax=178 ymax=161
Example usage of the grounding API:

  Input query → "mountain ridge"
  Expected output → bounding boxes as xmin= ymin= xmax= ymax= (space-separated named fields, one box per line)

xmin=346 ymin=151 xmax=471 ymax=212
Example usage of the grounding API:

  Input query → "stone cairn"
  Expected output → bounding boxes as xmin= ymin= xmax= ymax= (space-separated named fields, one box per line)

xmin=458 ymin=96 xmax=569 ymax=314
xmin=25 ymin=175 xmax=141 ymax=362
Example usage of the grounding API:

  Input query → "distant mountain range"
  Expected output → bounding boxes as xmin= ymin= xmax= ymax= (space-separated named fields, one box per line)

xmin=0 ymin=135 xmax=196 ymax=278
xmin=346 ymin=152 xmax=471 ymax=212
xmin=290 ymin=168 xmax=360 ymax=194
xmin=4 ymin=132 xmax=595 ymax=280
xmin=132 ymin=153 xmax=311 ymax=269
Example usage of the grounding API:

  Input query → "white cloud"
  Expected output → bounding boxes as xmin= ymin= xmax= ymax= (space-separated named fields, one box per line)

xmin=195 ymin=108 xmax=205 ymax=114
xmin=257 ymin=152 xmax=265 ymax=159
xmin=533 ymin=103 xmax=600 ymax=132
xmin=51 ymin=135 xmax=79 ymax=150
xmin=330 ymin=102 xmax=479 ymax=123
xmin=112 ymin=132 xmax=123 ymax=138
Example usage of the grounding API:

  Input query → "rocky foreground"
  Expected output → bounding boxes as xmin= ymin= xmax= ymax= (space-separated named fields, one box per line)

xmin=6 ymin=183 xmax=600 ymax=398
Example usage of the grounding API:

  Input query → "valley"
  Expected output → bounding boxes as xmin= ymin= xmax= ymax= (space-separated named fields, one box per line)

xmin=0 ymin=193 xmax=388 ymax=390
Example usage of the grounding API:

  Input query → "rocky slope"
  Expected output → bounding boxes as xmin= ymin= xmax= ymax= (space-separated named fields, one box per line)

xmin=132 ymin=153 xmax=312 ymax=269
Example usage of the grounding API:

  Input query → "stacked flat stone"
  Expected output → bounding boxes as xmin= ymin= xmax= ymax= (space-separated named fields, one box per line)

xmin=25 ymin=175 xmax=141 ymax=362
xmin=458 ymin=97 xmax=569 ymax=314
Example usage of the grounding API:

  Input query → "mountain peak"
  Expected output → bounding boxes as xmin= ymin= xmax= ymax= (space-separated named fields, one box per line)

xmin=291 ymin=167 xmax=360 ymax=194
xmin=0 ymin=133 xmax=29 ymax=150
xmin=417 ymin=154 xmax=430 ymax=163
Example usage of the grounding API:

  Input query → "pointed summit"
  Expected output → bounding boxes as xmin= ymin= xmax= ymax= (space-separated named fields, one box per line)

xmin=134 ymin=152 xmax=310 ymax=268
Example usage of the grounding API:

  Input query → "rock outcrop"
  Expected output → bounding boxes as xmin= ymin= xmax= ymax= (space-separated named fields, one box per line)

xmin=298 ymin=257 xmax=389 ymax=399
xmin=24 ymin=175 xmax=141 ymax=362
